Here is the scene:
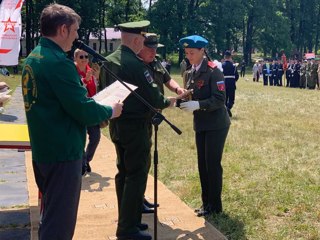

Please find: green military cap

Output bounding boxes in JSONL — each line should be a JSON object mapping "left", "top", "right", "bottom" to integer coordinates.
{"left": 114, "top": 20, "right": 150, "bottom": 35}
{"left": 144, "top": 33, "right": 164, "bottom": 49}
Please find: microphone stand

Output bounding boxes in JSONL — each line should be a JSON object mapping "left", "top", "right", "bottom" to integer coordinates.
{"left": 74, "top": 41, "right": 182, "bottom": 240}
{"left": 151, "top": 112, "right": 164, "bottom": 240}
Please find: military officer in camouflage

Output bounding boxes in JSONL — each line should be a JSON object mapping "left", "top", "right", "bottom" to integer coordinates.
{"left": 309, "top": 59, "right": 318, "bottom": 89}
{"left": 137, "top": 33, "right": 187, "bottom": 213}
{"left": 104, "top": 21, "right": 175, "bottom": 240}
{"left": 138, "top": 33, "right": 186, "bottom": 96}
{"left": 179, "top": 35, "right": 230, "bottom": 216}
{"left": 21, "top": 4, "right": 123, "bottom": 240}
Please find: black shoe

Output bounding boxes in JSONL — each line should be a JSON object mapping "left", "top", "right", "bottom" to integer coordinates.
{"left": 137, "top": 223, "right": 148, "bottom": 231}
{"left": 196, "top": 209, "right": 213, "bottom": 217}
{"left": 142, "top": 204, "right": 154, "bottom": 214}
{"left": 117, "top": 231, "right": 152, "bottom": 240}
{"left": 81, "top": 165, "right": 87, "bottom": 176}
{"left": 144, "top": 198, "right": 159, "bottom": 208}
{"left": 227, "top": 108, "right": 232, "bottom": 117}
{"left": 194, "top": 205, "right": 204, "bottom": 213}
{"left": 86, "top": 162, "right": 91, "bottom": 173}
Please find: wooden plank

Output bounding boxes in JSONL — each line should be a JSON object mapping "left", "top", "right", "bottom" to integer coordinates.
{"left": 0, "top": 124, "right": 30, "bottom": 149}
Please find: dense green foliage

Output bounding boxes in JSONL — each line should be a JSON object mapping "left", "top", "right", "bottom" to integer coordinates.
{"left": 23, "top": 0, "right": 320, "bottom": 62}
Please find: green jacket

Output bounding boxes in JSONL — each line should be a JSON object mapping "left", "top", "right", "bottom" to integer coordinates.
{"left": 184, "top": 58, "right": 231, "bottom": 131}
{"left": 22, "top": 37, "right": 112, "bottom": 163}
{"left": 105, "top": 45, "right": 170, "bottom": 121}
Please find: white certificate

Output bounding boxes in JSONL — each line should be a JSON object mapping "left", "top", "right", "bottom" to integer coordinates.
{"left": 93, "top": 81, "right": 137, "bottom": 106}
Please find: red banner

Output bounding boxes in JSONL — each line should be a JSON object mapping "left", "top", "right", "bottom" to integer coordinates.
{"left": 0, "top": 0, "right": 25, "bottom": 65}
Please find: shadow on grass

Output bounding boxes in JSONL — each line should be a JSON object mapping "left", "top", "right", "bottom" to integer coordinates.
{"left": 81, "top": 172, "right": 111, "bottom": 192}
{"left": 206, "top": 212, "right": 246, "bottom": 240}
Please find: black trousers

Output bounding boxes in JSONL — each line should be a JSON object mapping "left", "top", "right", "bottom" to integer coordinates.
{"left": 263, "top": 75, "right": 268, "bottom": 85}
{"left": 84, "top": 125, "right": 101, "bottom": 163}
{"left": 240, "top": 68, "right": 245, "bottom": 77}
{"left": 33, "top": 159, "right": 82, "bottom": 240}
{"left": 195, "top": 127, "right": 229, "bottom": 213}
{"left": 225, "top": 87, "right": 235, "bottom": 110}
{"left": 269, "top": 76, "right": 274, "bottom": 86}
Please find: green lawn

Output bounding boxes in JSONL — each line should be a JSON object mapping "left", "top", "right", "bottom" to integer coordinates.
{"left": 151, "top": 69, "right": 320, "bottom": 240}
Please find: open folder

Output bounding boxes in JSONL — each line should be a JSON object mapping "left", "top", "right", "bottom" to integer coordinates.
{"left": 93, "top": 81, "right": 137, "bottom": 105}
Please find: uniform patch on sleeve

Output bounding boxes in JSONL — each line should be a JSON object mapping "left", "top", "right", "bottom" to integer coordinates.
{"left": 216, "top": 81, "right": 225, "bottom": 91}
{"left": 144, "top": 70, "right": 154, "bottom": 84}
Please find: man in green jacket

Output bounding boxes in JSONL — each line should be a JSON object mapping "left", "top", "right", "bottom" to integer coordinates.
{"left": 21, "top": 4, "right": 122, "bottom": 240}
{"left": 104, "top": 21, "right": 175, "bottom": 240}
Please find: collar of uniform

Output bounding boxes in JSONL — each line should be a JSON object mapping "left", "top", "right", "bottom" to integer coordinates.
{"left": 119, "top": 44, "right": 143, "bottom": 62}
{"left": 196, "top": 58, "right": 209, "bottom": 73}
{"left": 39, "top": 37, "right": 66, "bottom": 55}
{"left": 192, "top": 58, "right": 204, "bottom": 72}
{"left": 149, "top": 58, "right": 163, "bottom": 72}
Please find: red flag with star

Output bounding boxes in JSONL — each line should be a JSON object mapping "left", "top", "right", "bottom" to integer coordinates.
{"left": 0, "top": 0, "right": 25, "bottom": 65}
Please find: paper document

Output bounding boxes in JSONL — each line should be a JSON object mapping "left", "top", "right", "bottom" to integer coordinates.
{"left": 93, "top": 81, "right": 137, "bottom": 106}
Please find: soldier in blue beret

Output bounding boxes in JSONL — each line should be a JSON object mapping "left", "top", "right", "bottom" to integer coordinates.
{"left": 179, "top": 35, "right": 230, "bottom": 216}
{"left": 103, "top": 22, "right": 176, "bottom": 240}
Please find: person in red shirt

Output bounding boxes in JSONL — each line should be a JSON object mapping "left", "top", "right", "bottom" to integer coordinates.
{"left": 74, "top": 49, "right": 101, "bottom": 175}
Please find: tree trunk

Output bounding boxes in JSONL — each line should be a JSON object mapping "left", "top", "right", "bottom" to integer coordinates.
{"left": 177, "top": 0, "right": 184, "bottom": 63}
{"left": 25, "top": 0, "right": 32, "bottom": 55}
{"left": 149, "top": 0, "right": 152, "bottom": 14}
{"left": 98, "top": 0, "right": 103, "bottom": 54}
{"left": 125, "top": 0, "right": 130, "bottom": 21}
{"left": 242, "top": 18, "right": 245, "bottom": 59}
{"left": 298, "top": 1, "right": 305, "bottom": 55}
{"left": 244, "top": 11, "right": 254, "bottom": 64}
{"left": 315, "top": 4, "right": 320, "bottom": 53}
{"left": 102, "top": 1, "right": 107, "bottom": 54}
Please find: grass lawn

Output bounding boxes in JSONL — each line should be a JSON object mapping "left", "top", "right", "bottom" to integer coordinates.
{"left": 7, "top": 68, "right": 319, "bottom": 239}
{"left": 149, "top": 69, "right": 320, "bottom": 239}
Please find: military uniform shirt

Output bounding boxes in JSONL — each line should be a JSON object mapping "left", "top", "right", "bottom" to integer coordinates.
{"left": 105, "top": 45, "right": 170, "bottom": 120}
{"left": 184, "top": 58, "right": 231, "bottom": 132}
{"left": 146, "top": 57, "right": 170, "bottom": 94}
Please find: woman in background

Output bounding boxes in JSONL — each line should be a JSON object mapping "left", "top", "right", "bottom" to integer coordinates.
{"left": 178, "top": 35, "right": 230, "bottom": 216}
{"left": 74, "top": 49, "right": 101, "bottom": 175}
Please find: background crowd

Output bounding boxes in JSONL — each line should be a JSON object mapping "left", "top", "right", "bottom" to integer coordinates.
{"left": 250, "top": 57, "right": 320, "bottom": 90}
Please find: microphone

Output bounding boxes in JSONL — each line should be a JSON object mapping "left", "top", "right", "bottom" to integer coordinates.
{"left": 73, "top": 40, "right": 106, "bottom": 62}
{"left": 74, "top": 41, "right": 183, "bottom": 135}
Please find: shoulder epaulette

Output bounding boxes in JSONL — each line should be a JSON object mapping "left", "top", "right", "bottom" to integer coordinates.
{"left": 208, "top": 61, "right": 217, "bottom": 69}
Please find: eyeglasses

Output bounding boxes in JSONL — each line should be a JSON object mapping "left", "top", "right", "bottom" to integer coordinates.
{"left": 79, "top": 55, "right": 89, "bottom": 59}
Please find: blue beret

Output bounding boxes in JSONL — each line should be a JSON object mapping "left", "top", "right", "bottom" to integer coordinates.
{"left": 179, "top": 35, "right": 208, "bottom": 48}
